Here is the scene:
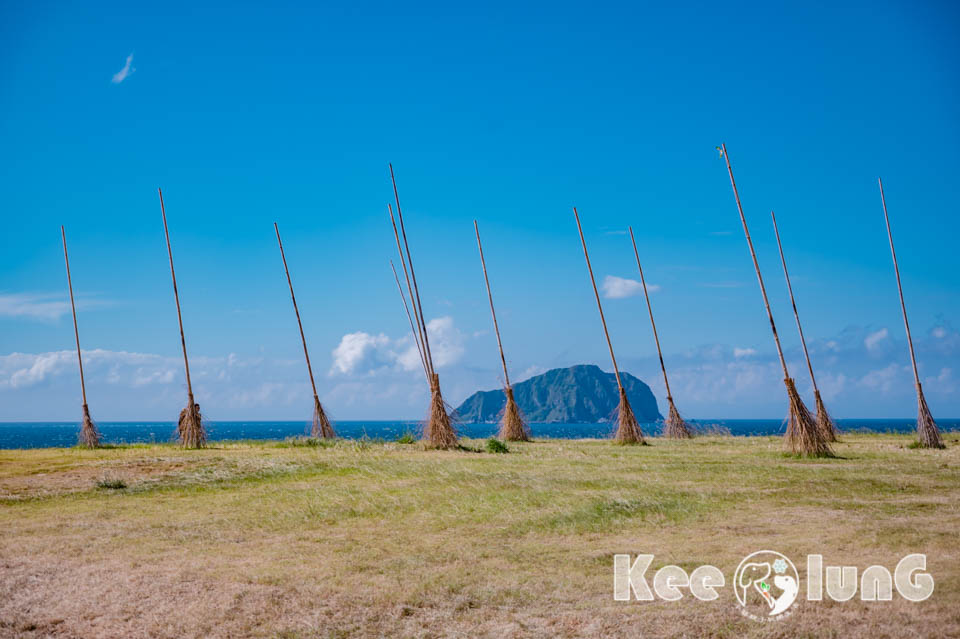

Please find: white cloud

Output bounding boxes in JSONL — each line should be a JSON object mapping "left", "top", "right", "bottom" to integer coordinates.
{"left": 932, "top": 326, "right": 947, "bottom": 339}
{"left": 864, "top": 328, "right": 889, "bottom": 351}
{"left": 329, "top": 332, "right": 393, "bottom": 376}
{"left": 424, "top": 316, "right": 464, "bottom": 367}
{"left": 112, "top": 53, "right": 135, "bottom": 84}
{"left": 0, "top": 293, "right": 71, "bottom": 321}
{"left": 601, "top": 275, "right": 658, "bottom": 299}
{"left": 858, "top": 363, "right": 901, "bottom": 392}
{"left": 329, "top": 316, "right": 465, "bottom": 377}
{"left": 733, "top": 347, "right": 757, "bottom": 358}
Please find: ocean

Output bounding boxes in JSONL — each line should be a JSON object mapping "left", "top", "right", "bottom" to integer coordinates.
{"left": 0, "top": 418, "right": 957, "bottom": 449}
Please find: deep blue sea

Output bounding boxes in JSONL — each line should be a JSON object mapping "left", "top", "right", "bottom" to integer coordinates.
{"left": 0, "top": 419, "right": 957, "bottom": 449}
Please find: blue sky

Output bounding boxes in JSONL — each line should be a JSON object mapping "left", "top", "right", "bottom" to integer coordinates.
{"left": 2, "top": 0, "right": 958, "bottom": 420}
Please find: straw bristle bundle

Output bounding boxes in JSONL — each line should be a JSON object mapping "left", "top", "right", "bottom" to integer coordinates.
{"left": 663, "top": 397, "right": 693, "bottom": 439}
{"left": 813, "top": 390, "right": 838, "bottom": 443}
{"left": 498, "top": 387, "right": 530, "bottom": 442}
{"left": 313, "top": 395, "right": 335, "bottom": 439}
{"left": 916, "top": 383, "right": 944, "bottom": 449}
{"left": 614, "top": 388, "right": 645, "bottom": 444}
{"left": 78, "top": 404, "right": 101, "bottom": 448}
{"left": 178, "top": 399, "right": 206, "bottom": 449}
{"left": 424, "top": 374, "right": 458, "bottom": 449}
{"left": 783, "top": 378, "right": 831, "bottom": 457}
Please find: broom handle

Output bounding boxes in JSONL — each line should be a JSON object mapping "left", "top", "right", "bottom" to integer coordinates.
{"left": 770, "top": 211, "right": 819, "bottom": 393}
{"left": 879, "top": 178, "right": 922, "bottom": 387}
{"left": 61, "top": 226, "right": 87, "bottom": 407}
{"left": 720, "top": 144, "right": 791, "bottom": 380}
{"left": 628, "top": 226, "right": 672, "bottom": 400}
{"left": 159, "top": 188, "right": 195, "bottom": 398}
{"left": 389, "top": 204, "right": 431, "bottom": 377}
{"left": 389, "top": 164, "right": 436, "bottom": 374}
{"left": 574, "top": 208, "right": 624, "bottom": 391}
{"left": 474, "top": 220, "right": 511, "bottom": 389}
{"left": 274, "top": 223, "right": 320, "bottom": 400}
{"left": 391, "top": 260, "right": 429, "bottom": 381}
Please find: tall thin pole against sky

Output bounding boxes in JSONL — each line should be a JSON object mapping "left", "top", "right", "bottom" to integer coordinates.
{"left": 878, "top": 178, "right": 943, "bottom": 449}
{"left": 770, "top": 211, "right": 837, "bottom": 441}
{"left": 720, "top": 144, "right": 830, "bottom": 456}
{"left": 474, "top": 220, "right": 529, "bottom": 441}
{"left": 61, "top": 226, "right": 99, "bottom": 448}
{"left": 159, "top": 188, "right": 205, "bottom": 448}
{"left": 574, "top": 207, "right": 644, "bottom": 444}
{"left": 274, "top": 222, "right": 334, "bottom": 438}
{"left": 628, "top": 226, "right": 691, "bottom": 438}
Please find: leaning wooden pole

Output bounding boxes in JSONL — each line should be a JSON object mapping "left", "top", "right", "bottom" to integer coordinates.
{"left": 628, "top": 226, "right": 691, "bottom": 439}
{"left": 391, "top": 260, "right": 429, "bottom": 382}
{"left": 388, "top": 166, "right": 457, "bottom": 449}
{"left": 62, "top": 226, "right": 100, "bottom": 448}
{"left": 274, "top": 223, "right": 334, "bottom": 438}
{"left": 878, "top": 178, "right": 943, "bottom": 449}
{"left": 719, "top": 145, "right": 830, "bottom": 456}
{"left": 574, "top": 208, "right": 644, "bottom": 444}
{"left": 474, "top": 220, "right": 529, "bottom": 441}
{"left": 770, "top": 211, "right": 838, "bottom": 442}
{"left": 159, "top": 188, "right": 205, "bottom": 448}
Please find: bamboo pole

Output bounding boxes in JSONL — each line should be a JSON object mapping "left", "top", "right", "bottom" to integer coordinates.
{"left": 628, "top": 226, "right": 670, "bottom": 399}
{"left": 389, "top": 165, "right": 435, "bottom": 373}
{"left": 391, "top": 260, "right": 429, "bottom": 381}
{"left": 62, "top": 226, "right": 88, "bottom": 408}
{"left": 474, "top": 221, "right": 511, "bottom": 389}
{"left": 719, "top": 146, "right": 790, "bottom": 379}
{"left": 771, "top": 211, "right": 838, "bottom": 441}
{"left": 159, "top": 188, "right": 205, "bottom": 448}
{"left": 159, "top": 189, "right": 195, "bottom": 401}
{"left": 574, "top": 208, "right": 623, "bottom": 391}
{"left": 878, "top": 178, "right": 943, "bottom": 448}
{"left": 389, "top": 204, "right": 430, "bottom": 376}
{"left": 719, "top": 145, "right": 830, "bottom": 456}
{"left": 274, "top": 222, "right": 334, "bottom": 438}
{"left": 62, "top": 226, "right": 100, "bottom": 447}
{"left": 629, "top": 227, "right": 691, "bottom": 438}
{"left": 574, "top": 208, "right": 644, "bottom": 444}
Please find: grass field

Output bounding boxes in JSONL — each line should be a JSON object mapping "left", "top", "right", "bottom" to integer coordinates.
{"left": 1, "top": 433, "right": 959, "bottom": 638}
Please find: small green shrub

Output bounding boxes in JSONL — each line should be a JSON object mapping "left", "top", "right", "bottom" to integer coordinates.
{"left": 397, "top": 432, "right": 417, "bottom": 444}
{"left": 96, "top": 477, "right": 127, "bottom": 490}
{"left": 486, "top": 438, "right": 509, "bottom": 454}
{"left": 907, "top": 440, "right": 923, "bottom": 449}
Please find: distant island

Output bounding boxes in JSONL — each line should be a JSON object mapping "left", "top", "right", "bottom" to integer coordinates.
{"left": 453, "top": 364, "right": 661, "bottom": 423}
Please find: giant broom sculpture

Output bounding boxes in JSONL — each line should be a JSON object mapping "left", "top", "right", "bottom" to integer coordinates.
{"left": 878, "top": 178, "right": 944, "bottom": 449}
{"left": 61, "top": 226, "right": 101, "bottom": 448}
{"left": 388, "top": 165, "right": 458, "bottom": 449}
{"left": 574, "top": 208, "right": 645, "bottom": 444}
{"left": 274, "top": 223, "right": 335, "bottom": 439}
{"left": 628, "top": 227, "right": 692, "bottom": 439}
{"left": 159, "top": 188, "right": 206, "bottom": 448}
{"left": 474, "top": 220, "right": 530, "bottom": 441}
{"left": 770, "top": 211, "right": 838, "bottom": 442}
{"left": 719, "top": 145, "right": 831, "bottom": 457}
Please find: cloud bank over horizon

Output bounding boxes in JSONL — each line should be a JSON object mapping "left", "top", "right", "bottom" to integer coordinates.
{"left": 2, "top": 319, "right": 956, "bottom": 421}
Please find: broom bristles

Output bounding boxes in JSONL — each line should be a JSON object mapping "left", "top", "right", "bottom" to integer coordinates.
{"left": 313, "top": 395, "right": 335, "bottom": 439}
{"left": 814, "top": 390, "right": 838, "bottom": 443}
{"left": 663, "top": 397, "right": 693, "bottom": 439}
{"left": 78, "top": 403, "right": 101, "bottom": 448}
{"left": 916, "top": 383, "right": 944, "bottom": 449}
{"left": 424, "top": 374, "right": 458, "bottom": 449}
{"left": 498, "top": 387, "right": 530, "bottom": 441}
{"left": 614, "top": 388, "right": 645, "bottom": 444}
{"left": 177, "top": 398, "right": 206, "bottom": 449}
{"left": 783, "top": 378, "right": 831, "bottom": 457}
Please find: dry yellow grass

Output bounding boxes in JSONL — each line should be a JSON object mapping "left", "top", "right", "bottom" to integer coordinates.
{"left": 1, "top": 433, "right": 958, "bottom": 638}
